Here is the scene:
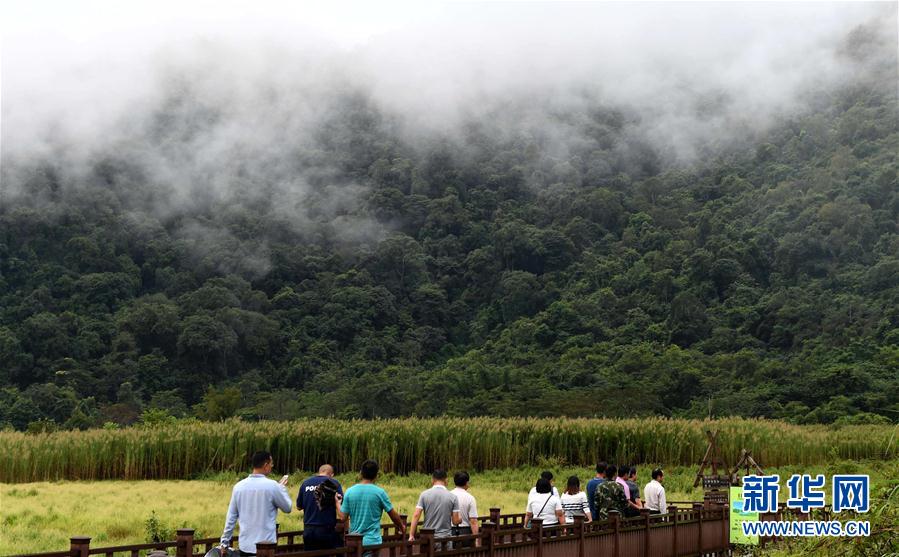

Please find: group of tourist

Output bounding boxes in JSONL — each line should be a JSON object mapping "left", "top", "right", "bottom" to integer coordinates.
{"left": 218, "top": 452, "right": 667, "bottom": 557}
{"left": 526, "top": 463, "right": 668, "bottom": 528}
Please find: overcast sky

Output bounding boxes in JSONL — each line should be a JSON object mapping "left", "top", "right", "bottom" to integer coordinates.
{"left": 2, "top": 1, "right": 894, "bottom": 169}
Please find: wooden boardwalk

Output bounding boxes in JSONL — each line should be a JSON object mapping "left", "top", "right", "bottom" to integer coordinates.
{"left": 19, "top": 505, "right": 732, "bottom": 557}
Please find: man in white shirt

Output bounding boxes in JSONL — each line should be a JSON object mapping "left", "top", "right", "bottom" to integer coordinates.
{"left": 221, "top": 451, "right": 293, "bottom": 555}
{"left": 643, "top": 468, "right": 667, "bottom": 514}
{"left": 451, "top": 471, "right": 479, "bottom": 548}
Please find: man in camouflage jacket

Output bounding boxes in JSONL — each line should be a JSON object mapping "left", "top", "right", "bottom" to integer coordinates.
{"left": 594, "top": 465, "right": 628, "bottom": 520}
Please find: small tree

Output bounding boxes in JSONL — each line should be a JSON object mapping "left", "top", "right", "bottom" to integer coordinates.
{"left": 193, "top": 386, "right": 242, "bottom": 421}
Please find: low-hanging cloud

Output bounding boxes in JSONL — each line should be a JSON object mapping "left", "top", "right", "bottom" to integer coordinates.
{"left": 1, "top": 1, "right": 895, "bottom": 278}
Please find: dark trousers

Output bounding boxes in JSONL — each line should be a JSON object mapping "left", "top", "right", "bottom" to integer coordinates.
{"left": 239, "top": 552, "right": 255, "bottom": 557}
{"left": 303, "top": 526, "right": 342, "bottom": 550}
{"left": 453, "top": 527, "right": 473, "bottom": 548}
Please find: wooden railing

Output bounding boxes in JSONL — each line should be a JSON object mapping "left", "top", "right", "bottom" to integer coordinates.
{"left": 268, "top": 505, "right": 732, "bottom": 557}
{"left": 13, "top": 504, "right": 733, "bottom": 557}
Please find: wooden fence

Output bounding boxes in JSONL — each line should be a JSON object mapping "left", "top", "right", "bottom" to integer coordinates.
{"left": 15, "top": 505, "right": 733, "bottom": 557}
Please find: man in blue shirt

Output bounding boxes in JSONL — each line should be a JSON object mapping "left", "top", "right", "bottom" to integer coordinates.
{"left": 339, "top": 460, "right": 405, "bottom": 555}
{"left": 221, "top": 451, "right": 293, "bottom": 555}
{"left": 298, "top": 464, "right": 344, "bottom": 551}
{"left": 585, "top": 461, "right": 607, "bottom": 520}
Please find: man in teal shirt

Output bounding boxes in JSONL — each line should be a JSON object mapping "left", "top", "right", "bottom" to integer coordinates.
{"left": 339, "top": 459, "right": 406, "bottom": 553}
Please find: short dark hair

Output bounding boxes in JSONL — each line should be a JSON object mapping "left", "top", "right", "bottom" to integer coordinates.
{"left": 618, "top": 465, "right": 629, "bottom": 478}
{"left": 251, "top": 451, "right": 272, "bottom": 469}
{"left": 361, "top": 459, "right": 379, "bottom": 480}
{"left": 540, "top": 470, "right": 554, "bottom": 481}
{"left": 432, "top": 469, "right": 448, "bottom": 480}
{"left": 628, "top": 466, "right": 637, "bottom": 477}
{"left": 652, "top": 468, "right": 664, "bottom": 480}
{"left": 454, "top": 471, "right": 470, "bottom": 487}
{"left": 535, "top": 478, "right": 552, "bottom": 494}
{"left": 596, "top": 461, "right": 608, "bottom": 474}
{"left": 605, "top": 465, "right": 617, "bottom": 479}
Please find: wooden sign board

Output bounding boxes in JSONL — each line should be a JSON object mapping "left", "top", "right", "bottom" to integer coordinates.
{"left": 704, "top": 490, "right": 729, "bottom": 506}
{"left": 702, "top": 475, "right": 732, "bottom": 490}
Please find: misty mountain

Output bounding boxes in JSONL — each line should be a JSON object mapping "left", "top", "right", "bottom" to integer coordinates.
{"left": 0, "top": 8, "right": 896, "bottom": 429}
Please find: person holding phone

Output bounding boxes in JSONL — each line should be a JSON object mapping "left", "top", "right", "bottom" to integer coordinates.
{"left": 221, "top": 451, "right": 293, "bottom": 556}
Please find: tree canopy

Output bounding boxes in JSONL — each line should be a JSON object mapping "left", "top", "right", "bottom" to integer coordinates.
{"left": 0, "top": 23, "right": 896, "bottom": 430}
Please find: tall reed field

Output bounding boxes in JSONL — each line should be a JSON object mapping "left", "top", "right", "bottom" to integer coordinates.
{"left": 1, "top": 417, "right": 896, "bottom": 482}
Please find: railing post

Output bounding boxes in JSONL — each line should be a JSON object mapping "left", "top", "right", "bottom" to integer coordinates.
{"left": 609, "top": 511, "right": 620, "bottom": 557}
{"left": 346, "top": 533, "right": 364, "bottom": 557}
{"left": 721, "top": 503, "right": 728, "bottom": 551}
{"left": 531, "top": 518, "right": 544, "bottom": 557}
{"left": 398, "top": 514, "right": 409, "bottom": 557}
{"left": 668, "top": 505, "right": 678, "bottom": 557}
{"left": 574, "top": 515, "right": 585, "bottom": 557}
{"left": 255, "top": 541, "right": 277, "bottom": 557}
{"left": 482, "top": 520, "right": 496, "bottom": 557}
{"left": 490, "top": 507, "right": 501, "bottom": 526}
{"left": 641, "top": 509, "right": 651, "bottom": 557}
{"left": 421, "top": 528, "right": 436, "bottom": 557}
{"left": 693, "top": 503, "right": 704, "bottom": 556}
{"left": 176, "top": 529, "right": 194, "bottom": 557}
{"left": 70, "top": 537, "right": 90, "bottom": 557}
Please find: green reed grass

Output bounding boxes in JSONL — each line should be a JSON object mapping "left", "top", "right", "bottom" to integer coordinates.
{"left": 1, "top": 417, "right": 895, "bottom": 482}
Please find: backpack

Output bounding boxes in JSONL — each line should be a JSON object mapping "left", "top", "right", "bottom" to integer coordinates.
{"left": 314, "top": 478, "right": 340, "bottom": 510}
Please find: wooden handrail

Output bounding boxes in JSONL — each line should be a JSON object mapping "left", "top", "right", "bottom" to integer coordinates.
{"left": 13, "top": 505, "right": 734, "bottom": 557}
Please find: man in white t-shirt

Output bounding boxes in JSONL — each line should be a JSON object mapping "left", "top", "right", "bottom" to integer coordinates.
{"left": 643, "top": 468, "right": 667, "bottom": 514}
{"left": 451, "top": 471, "right": 479, "bottom": 548}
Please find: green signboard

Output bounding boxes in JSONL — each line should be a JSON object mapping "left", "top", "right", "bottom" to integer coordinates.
{"left": 730, "top": 486, "right": 759, "bottom": 545}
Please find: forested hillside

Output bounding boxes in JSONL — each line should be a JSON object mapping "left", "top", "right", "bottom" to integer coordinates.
{"left": 1, "top": 21, "right": 896, "bottom": 430}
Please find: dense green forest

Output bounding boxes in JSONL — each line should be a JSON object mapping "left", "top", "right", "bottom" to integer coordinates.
{"left": 1, "top": 22, "right": 896, "bottom": 430}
